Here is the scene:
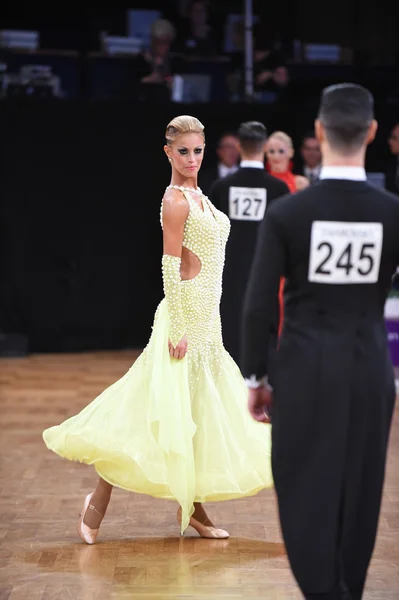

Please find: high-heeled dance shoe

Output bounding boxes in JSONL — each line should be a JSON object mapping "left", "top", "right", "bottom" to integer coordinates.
{"left": 77, "top": 492, "right": 104, "bottom": 545}
{"left": 177, "top": 507, "right": 229, "bottom": 539}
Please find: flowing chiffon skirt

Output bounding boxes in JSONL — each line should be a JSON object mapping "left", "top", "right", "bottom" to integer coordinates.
{"left": 43, "top": 300, "right": 273, "bottom": 532}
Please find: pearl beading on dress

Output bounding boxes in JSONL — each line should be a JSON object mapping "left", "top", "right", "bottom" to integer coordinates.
{"left": 161, "top": 186, "right": 209, "bottom": 227}
{"left": 155, "top": 187, "right": 231, "bottom": 384}
{"left": 166, "top": 185, "right": 206, "bottom": 198}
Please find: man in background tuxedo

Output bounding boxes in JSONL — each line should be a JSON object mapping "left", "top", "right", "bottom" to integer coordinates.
{"left": 385, "top": 122, "right": 399, "bottom": 195}
{"left": 199, "top": 132, "right": 240, "bottom": 196}
{"left": 242, "top": 84, "right": 399, "bottom": 599}
{"left": 209, "top": 121, "right": 289, "bottom": 365}
{"left": 296, "top": 130, "right": 322, "bottom": 183}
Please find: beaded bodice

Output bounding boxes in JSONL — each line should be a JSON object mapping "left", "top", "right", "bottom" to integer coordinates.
{"left": 182, "top": 191, "right": 230, "bottom": 285}
{"left": 160, "top": 188, "right": 230, "bottom": 353}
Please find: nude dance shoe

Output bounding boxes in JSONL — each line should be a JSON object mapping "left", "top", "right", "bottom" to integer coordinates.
{"left": 77, "top": 492, "right": 104, "bottom": 545}
{"left": 177, "top": 507, "right": 229, "bottom": 539}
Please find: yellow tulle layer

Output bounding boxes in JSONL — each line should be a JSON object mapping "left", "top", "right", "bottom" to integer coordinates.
{"left": 43, "top": 300, "right": 273, "bottom": 533}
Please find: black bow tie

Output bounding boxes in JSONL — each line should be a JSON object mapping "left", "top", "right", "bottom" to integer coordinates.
{"left": 308, "top": 171, "right": 317, "bottom": 183}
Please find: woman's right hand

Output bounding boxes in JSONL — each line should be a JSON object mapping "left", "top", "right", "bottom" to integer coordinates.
{"left": 168, "top": 335, "right": 188, "bottom": 360}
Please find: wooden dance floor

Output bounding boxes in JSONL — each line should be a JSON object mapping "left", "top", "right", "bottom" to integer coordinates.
{"left": 0, "top": 352, "right": 398, "bottom": 600}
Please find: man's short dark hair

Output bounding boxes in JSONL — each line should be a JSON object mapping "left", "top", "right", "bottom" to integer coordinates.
{"left": 238, "top": 121, "right": 268, "bottom": 153}
{"left": 301, "top": 130, "right": 317, "bottom": 145}
{"left": 217, "top": 131, "right": 238, "bottom": 146}
{"left": 318, "top": 83, "right": 374, "bottom": 154}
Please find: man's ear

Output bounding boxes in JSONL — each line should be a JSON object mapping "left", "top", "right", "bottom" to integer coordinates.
{"left": 314, "top": 119, "right": 324, "bottom": 144}
{"left": 366, "top": 119, "right": 378, "bottom": 146}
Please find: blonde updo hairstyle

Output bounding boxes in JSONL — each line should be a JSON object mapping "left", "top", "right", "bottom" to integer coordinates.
{"left": 267, "top": 130, "right": 294, "bottom": 158}
{"left": 165, "top": 115, "right": 205, "bottom": 146}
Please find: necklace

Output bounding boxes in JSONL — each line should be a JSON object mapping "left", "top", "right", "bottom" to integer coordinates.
{"left": 166, "top": 184, "right": 204, "bottom": 197}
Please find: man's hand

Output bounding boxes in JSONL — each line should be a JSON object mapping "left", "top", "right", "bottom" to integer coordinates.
{"left": 255, "top": 70, "right": 273, "bottom": 85}
{"left": 141, "top": 71, "right": 163, "bottom": 84}
{"left": 248, "top": 385, "right": 273, "bottom": 423}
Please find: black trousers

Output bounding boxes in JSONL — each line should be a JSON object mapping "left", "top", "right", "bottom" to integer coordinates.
{"left": 221, "top": 290, "right": 279, "bottom": 379}
{"left": 271, "top": 314, "right": 396, "bottom": 599}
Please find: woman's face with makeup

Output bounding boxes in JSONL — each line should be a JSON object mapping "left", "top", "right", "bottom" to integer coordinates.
{"left": 165, "top": 133, "right": 205, "bottom": 177}
{"left": 266, "top": 137, "right": 292, "bottom": 172}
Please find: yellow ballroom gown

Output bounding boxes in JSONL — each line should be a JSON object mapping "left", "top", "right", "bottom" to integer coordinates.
{"left": 43, "top": 187, "right": 273, "bottom": 533}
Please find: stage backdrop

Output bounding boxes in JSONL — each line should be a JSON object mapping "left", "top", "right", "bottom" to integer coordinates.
{"left": 0, "top": 98, "right": 395, "bottom": 352}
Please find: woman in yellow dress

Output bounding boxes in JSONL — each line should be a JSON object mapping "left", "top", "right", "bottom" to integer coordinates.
{"left": 43, "top": 115, "right": 273, "bottom": 544}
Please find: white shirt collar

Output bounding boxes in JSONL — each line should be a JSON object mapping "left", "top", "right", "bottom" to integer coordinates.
{"left": 218, "top": 163, "right": 239, "bottom": 178}
{"left": 240, "top": 160, "right": 264, "bottom": 169}
{"left": 320, "top": 166, "right": 366, "bottom": 181}
{"left": 304, "top": 164, "right": 321, "bottom": 175}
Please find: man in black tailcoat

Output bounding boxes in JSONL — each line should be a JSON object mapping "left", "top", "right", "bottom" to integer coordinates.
{"left": 242, "top": 84, "right": 399, "bottom": 599}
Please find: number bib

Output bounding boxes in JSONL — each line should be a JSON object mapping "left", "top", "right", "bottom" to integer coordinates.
{"left": 228, "top": 187, "right": 267, "bottom": 221}
{"left": 308, "top": 221, "right": 383, "bottom": 284}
